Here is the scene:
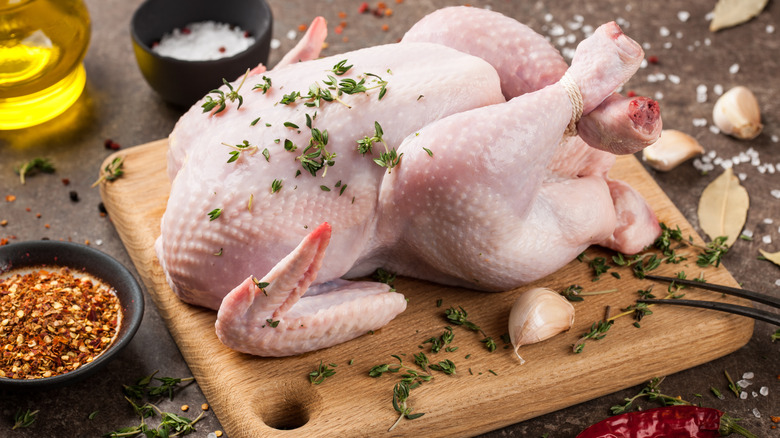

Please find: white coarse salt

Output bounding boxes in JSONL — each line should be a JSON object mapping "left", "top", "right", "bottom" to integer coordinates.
{"left": 771, "top": 189, "right": 780, "bottom": 199}
{"left": 709, "top": 125, "right": 720, "bottom": 134}
{"left": 286, "top": 29, "right": 297, "bottom": 40}
{"left": 654, "top": 91, "right": 664, "bottom": 100}
{"left": 729, "top": 63, "right": 740, "bottom": 74}
{"left": 768, "top": 24, "right": 776, "bottom": 33}
{"left": 776, "top": 279, "right": 780, "bottom": 287}
{"left": 152, "top": 21, "right": 256, "bottom": 61}
{"left": 742, "top": 229, "right": 753, "bottom": 238}
{"left": 764, "top": 218, "right": 774, "bottom": 224}
{"left": 772, "top": 135, "right": 779, "bottom": 143}
{"left": 668, "top": 74, "right": 681, "bottom": 84}
{"left": 752, "top": 391, "right": 759, "bottom": 397}
{"left": 738, "top": 172, "right": 747, "bottom": 181}
{"left": 740, "top": 391, "right": 748, "bottom": 399}
{"left": 549, "top": 24, "right": 565, "bottom": 36}
{"left": 743, "top": 372, "right": 755, "bottom": 379}
{"left": 270, "top": 38, "right": 281, "bottom": 50}
{"left": 705, "top": 11, "right": 715, "bottom": 21}
{"left": 678, "top": 11, "right": 691, "bottom": 22}
{"left": 693, "top": 118, "right": 708, "bottom": 127}
{"left": 713, "top": 84, "right": 724, "bottom": 95}
{"left": 544, "top": 13, "right": 554, "bottom": 23}
{"left": 663, "top": 41, "right": 673, "bottom": 49}
{"left": 752, "top": 408, "right": 761, "bottom": 418}
{"left": 760, "top": 386, "right": 769, "bottom": 396}
{"left": 763, "top": 235, "right": 772, "bottom": 244}
{"left": 659, "top": 26, "right": 670, "bottom": 37}
{"left": 675, "top": 31, "right": 683, "bottom": 39}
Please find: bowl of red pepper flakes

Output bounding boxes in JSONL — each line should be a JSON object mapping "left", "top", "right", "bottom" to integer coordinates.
{"left": 0, "top": 241, "right": 144, "bottom": 390}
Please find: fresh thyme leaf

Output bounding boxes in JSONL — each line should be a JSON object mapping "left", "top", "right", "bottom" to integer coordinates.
{"left": 250, "top": 116, "right": 261, "bottom": 126}
{"left": 373, "top": 268, "right": 397, "bottom": 287}
{"left": 330, "top": 59, "right": 353, "bottom": 76}
{"left": 573, "top": 320, "right": 613, "bottom": 354}
{"left": 202, "top": 70, "right": 249, "bottom": 114}
{"left": 280, "top": 91, "right": 301, "bottom": 105}
{"left": 122, "top": 371, "right": 195, "bottom": 401}
{"left": 271, "top": 179, "right": 283, "bottom": 193}
{"left": 214, "top": 248, "right": 223, "bottom": 256}
{"left": 444, "top": 306, "right": 481, "bottom": 332}
{"left": 320, "top": 185, "right": 330, "bottom": 192}
{"left": 309, "top": 360, "right": 336, "bottom": 385}
{"left": 609, "top": 377, "right": 690, "bottom": 415}
{"left": 252, "top": 277, "right": 269, "bottom": 296}
{"left": 284, "top": 121, "right": 299, "bottom": 129}
{"left": 632, "top": 254, "right": 660, "bottom": 279}
{"left": 12, "top": 408, "right": 38, "bottom": 430}
{"left": 227, "top": 151, "right": 240, "bottom": 163}
{"left": 284, "top": 139, "right": 298, "bottom": 152}
{"left": 697, "top": 236, "right": 728, "bottom": 267}
{"left": 207, "top": 208, "right": 223, "bottom": 221}
{"left": 262, "top": 148, "right": 270, "bottom": 162}
{"left": 422, "top": 147, "right": 433, "bottom": 157}
{"left": 589, "top": 257, "right": 610, "bottom": 280}
{"left": 16, "top": 157, "right": 55, "bottom": 184}
{"left": 265, "top": 318, "right": 280, "bottom": 328}
{"left": 413, "top": 352, "right": 429, "bottom": 373}
{"left": 428, "top": 359, "right": 456, "bottom": 375}
{"left": 623, "top": 301, "right": 653, "bottom": 322}
{"left": 561, "top": 284, "right": 584, "bottom": 302}
{"left": 481, "top": 337, "right": 497, "bottom": 353}
{"left": 252, "top": 75, "right": 272, "bottom": 94}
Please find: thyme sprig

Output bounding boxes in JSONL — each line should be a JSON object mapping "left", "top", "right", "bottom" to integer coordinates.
{"left": 106, "top": 398, "right": 204, "bottom": 437}
{"left": 389, "top": 381, "right": 425, "bottom": 432}
{"left": 122, "top": 370, "right": 195, "bottom": 401}
{"left": 697, "top": 236, "right": 729, "bottom": 267}
{"left": 92, "top": 156, "right": 125, "bottom": 187}
{"left": 12, "top": 408, "right": 38, "bottom": 430}
{"left": 309, "top": 360, "right": 337, "bottom": 385}
{"left": 573, "top": 320, "right": 613, "bottom": 353}
{"left": 202, "top": 69, "right": 249, "bottom": 114}
{"left": 610, "top": 377, "right": 690, "bottom": 414}
{"left": 16, "top": 157, "right": 55, "bottom": 184}
{"left": 356, "top": 121, "right": 402, "bottom": 172}
{"left": 252, "top": 75, "right": 272, "bottom": 94}
{"left": 223, "top": 140, "right": 258, "bottom": 163}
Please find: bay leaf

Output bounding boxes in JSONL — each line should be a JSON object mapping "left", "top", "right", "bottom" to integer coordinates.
{"left": 697, "top": 167, "right": 749, "bottom": 247}
{"left": 759, "top": 249, "right": 780, "bottom": 267}
{"left": 710, "top": 0, "right": 768, "bottom": 32}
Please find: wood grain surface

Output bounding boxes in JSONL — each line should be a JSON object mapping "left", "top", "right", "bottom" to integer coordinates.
{"left": 100, "top": 139, "right": 753, "bottom": 438}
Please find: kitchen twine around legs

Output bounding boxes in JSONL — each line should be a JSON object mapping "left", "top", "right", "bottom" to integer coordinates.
{"left": 560, "top": 71, "right": 583, "bottom": 137}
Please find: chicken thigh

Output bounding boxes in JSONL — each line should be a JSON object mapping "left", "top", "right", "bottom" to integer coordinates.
{"left": 156, "top": 7, "right": 662, "bottom": 356}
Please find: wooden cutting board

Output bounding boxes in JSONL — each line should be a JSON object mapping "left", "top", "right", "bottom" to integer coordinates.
{"left": 99, "top": 139, "right": 753, "bottom": 438}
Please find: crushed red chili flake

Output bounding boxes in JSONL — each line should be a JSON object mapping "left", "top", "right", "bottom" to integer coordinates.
{"left": 358, "top": 2, "right": 369, "bottom": 13}
{"left": 5, "top": 195, "right": 15, "bottom": 202}
{"left": 61, "top": 178, "right": 70, "bottom": 186}
{"left": 648, "top": 55, "right": 659, "bottom": 64}
{"left": 0, "top": 267, "right": 121, "bottom": 380}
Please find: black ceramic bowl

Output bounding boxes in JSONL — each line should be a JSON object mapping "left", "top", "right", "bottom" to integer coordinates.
{"left": 131, "top": 0, "right": 273, "bottom": 107}
{"left": 0, "top": 241, "right": 144, "bottom": 390}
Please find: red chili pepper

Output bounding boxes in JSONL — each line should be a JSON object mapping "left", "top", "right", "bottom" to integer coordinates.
{"left": 577, "top": 406, "right": 757, "bottom": 438}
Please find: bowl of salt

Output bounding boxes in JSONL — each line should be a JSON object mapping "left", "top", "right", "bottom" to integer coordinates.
{"left": 131, "top": 0, "right": 273, "bottom": 107}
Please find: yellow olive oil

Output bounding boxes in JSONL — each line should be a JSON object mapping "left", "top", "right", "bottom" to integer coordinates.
{"left": 0, "top": 0, "right": 90, "bottom": 129}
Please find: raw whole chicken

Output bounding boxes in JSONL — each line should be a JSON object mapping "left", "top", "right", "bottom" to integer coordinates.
{"left": 155, "top": 7, "right": 662, "bottom": 357}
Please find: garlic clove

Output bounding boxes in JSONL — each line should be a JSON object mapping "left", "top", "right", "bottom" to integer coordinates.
{"left": 642, "top": 129, "right": 705, "bottom": 172}
{"left": 712, "top": 86, "right": 763, "bottom": 140}
{"left": 508, "top": 287, "right": 575, "bottom": 364}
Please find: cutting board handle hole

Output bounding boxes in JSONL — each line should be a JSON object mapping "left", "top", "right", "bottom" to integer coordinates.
{"left": 256, "top": 381, "right": 321, "bottom": 430}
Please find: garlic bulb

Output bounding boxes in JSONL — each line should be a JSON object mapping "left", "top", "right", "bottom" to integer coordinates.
{"left": 642, "top": 129, "right": 705, "bottom": 171}
{"left": 712, "top": 86, "right": 763, "bottom": 140}
{"left": 508, "top": 287, "right": 575, "bottom": 364}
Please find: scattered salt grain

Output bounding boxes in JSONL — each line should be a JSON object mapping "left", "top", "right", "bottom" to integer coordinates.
{"left": 549, "top": 24, "right": 565, "bottom": 37}
{"left": 709, "top": 125, "right": 720, "bottom": 134}
{"left": 95, "top": 239, "right": 103, "bottom": 246}
{"left": 668, "top": 74, "right": 681, "bottom": 84}
{"left": 742, "top": 372, "right": 754, "bottom": 379}
{"left": 675, "top": 31, "right": 683, "bottom": 39}
{"left": 729, "top": 63, "right": 740, "bottom": 74}
{"left": 705, "top": 12, "right": 715, "bottom": 21}
{"left": 742, "top": 229, "right": 753, "bottom": 238}
{"left": 693, "top": 118, "right": 708, "bottom": 127}
{"left": 659, "top": 26, "right": 670, "bottom": 37}
{"left": 738, "top": 172, "right": 747, "bottom": 181}
{"left": 713, "top": 84, "right": 724, "bottom": 95}
{"left": 544, "top": 13, "right": 554, "bottom": 23}
{"left": 740, "top": 391, "right": 748, "bottom": 399}
{"left": 663, "top": 42, "right": 673, "bottom": 49}
{"left": 677, "top": 11, "right": 691, "bottom": 22}
{"left": 762, "top": 235, "right": 772, "bottom": 244}
{"left": 654, "top": 91, "right": 664, "bottom": 100}
{"left": 772, "top": 135, "right": 779, "bottom": 143}
{"left": 771, "top": 189, "right": 780, "bottom": 199}
{"left": 696, "top": 84, "right": 707, "bottom": 103}
{"left": 763, "top": 218, "right": 774, "bottom": 224}
{"left": 752, "top": 391, "right": 759, "bottom": 397}
{"left": 286, "top": 30, "right": 297, "bottom": 40}
{"left": 152, "top": 21, "right": 256, "bottom": 61}
{"left": 737, "top": 379, "right": 752, "bottom": 388}
{"left": 642, "top": 42, "right": 651, "bottom": 50}
{"left": 760, "top": 386, "right": 769, "bottom": 396}
{"left": 776, "top": 279, "right": 780, "bottom": 287}
{"left": 704, "top": 38, "right": 712, "bottom": 46}
{"left": 270, "top": 38, "right": 281, "bottom": 50}
{"left": 752, "top": 408, "right": 761, "bottom": 418}
{"left": 767, "top": 24, "right": 776, "bottom": 33}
